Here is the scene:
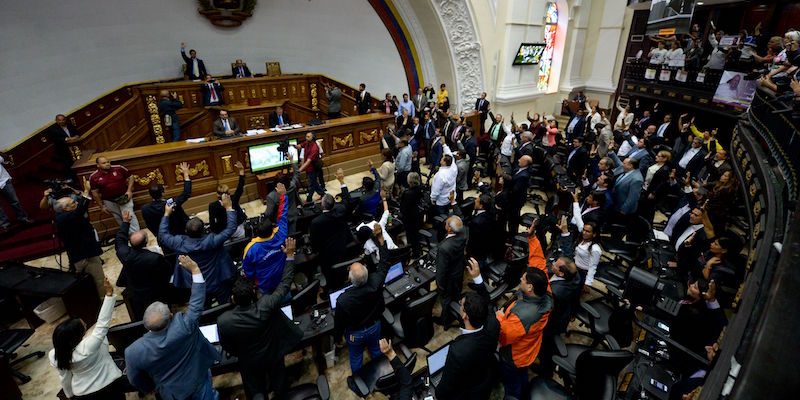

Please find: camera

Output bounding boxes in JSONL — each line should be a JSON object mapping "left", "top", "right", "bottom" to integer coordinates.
{"left": 276, "top": 138, "right": 290, "bottom": 154}
{"left": 44, "top": 178, "right": 75, "bottom": 199}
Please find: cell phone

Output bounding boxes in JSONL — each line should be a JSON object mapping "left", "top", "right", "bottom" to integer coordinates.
{"left": 166, "top": 198, "right": 175, "bottom": 207}
{"left": 650, "top": 378, "right": 668, "bottom": 392}
{"left": 657, "top": 321, "right": 670, "bottom": 333}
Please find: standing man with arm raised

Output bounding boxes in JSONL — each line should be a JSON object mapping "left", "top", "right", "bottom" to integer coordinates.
{"left": 158, "top": 90, "right": 183, "bottom": 142}
{"left": 180, "top": 42, "right": 207, "bottom": 81}
{"left": 325, "top": 82, "right": 343, "bottom": 119}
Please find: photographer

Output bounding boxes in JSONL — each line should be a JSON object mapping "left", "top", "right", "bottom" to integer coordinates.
{"left": 158, "top": 90, "right": 183, "bottom": 142}
{"left": 200, "top": 74, "right": 224, "bottom": 107}
{"left": 0, "top": 152, "right": 32, "bottom": 233}
{"left": 40, "top": 179, "right": 80, "bottom": 212}
{"left": 324, "top": 82, "right": 342, "bottom": 119}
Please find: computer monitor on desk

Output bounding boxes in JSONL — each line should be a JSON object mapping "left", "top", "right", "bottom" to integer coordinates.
{"left": 426, "top": 342, "right": 451, "bottom": 386}
{"left": 199, "top": 324, "right": 220, "bottom": 344}
{"left": 385, "top": 262, "right": 403, "bottom": 284}
{"left": 330, "top": 285, "right": 352, "bottom": 310}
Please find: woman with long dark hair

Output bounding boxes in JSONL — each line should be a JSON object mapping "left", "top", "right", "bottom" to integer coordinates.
{"left": 50, "top": 276, "right": 125, "bottom": 400}
{"left": 558, "top": 215, "right": 603, "bottom": 294}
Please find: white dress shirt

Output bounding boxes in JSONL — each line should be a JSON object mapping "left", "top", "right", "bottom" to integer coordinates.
{"left": 618, "top": 134, "right": 638, "bottom": 157}
{"left": 568, "top": 236, "right": 602, "bottom": 286}
{"left": 500, "top": 132, "right": 515, "bottom": 157}
{"left": 649, "top": 48, "right": 668, "bottom": 64}
{"left": 0, "top": 156, "right": 11, "bottom": 189}
{"left": 643, "top": 162, "right": 661, "bottom": 190}
{"left": 357, "top": 210, "right": 398, "bottom": 263}
{"left": 679, "top": 147, "right": 700, "bottom": 169}
{"left": 430, "top": 145, "right": 457, "bottom": 205}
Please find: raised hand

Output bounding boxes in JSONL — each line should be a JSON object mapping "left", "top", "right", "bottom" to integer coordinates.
{"left": 180, "top": 162, "right": 190, "bottom": 179}
{"left": 282, "top": 237, "right": 296, "bottom": 256}
{"left": 466, "top": 257, "right": 481, "bottom": 279}
{"left": 235, "top": 161, "right": 245, "bottom": 175}
{"left": 178, "top": 255, "right": 200, "bottom": 274}
{"left": 276, "top": 182, "right": 286, "bottom": 195}
{"left": 122, "top": 209, "right": 132, "bottom": 223}
{"left": 220, "top": 193, "right": 233, "bottom": 211}
{"left": 164, "top": 202, "right": 175, "bottom": 216}
{"left": 103, "top": 276, "right": 114, "bottom": 296}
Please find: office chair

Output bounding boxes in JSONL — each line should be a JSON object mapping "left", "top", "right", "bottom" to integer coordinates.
{"left": 326, "top": 257, "right": 361, "bottom": 291}
{"left": 459, "top": 197, "right": 476, "bottom": 222}
{"left": 107, "top": 320, "right": 147, "bottom": 355}
{"left": 563, "top": 297, "right": 634, "bottom": 367}
{"left": 600, "top": 215, "right": 651, "bottom": 265}
{"left": 0, "top": 327, "right": 45, "bottom": 383}
{"left": 486, "top": 253, "right": 527, "bottom": 288}
{"left": 347, "top": 343, "right": 417, "bottom": 398}
{"left": 285, "top": 375, "right": 330, "bottom": 400}
{"left": 384, "top": 291, "right": 437, "bottom": 352}
{"left": 386, "top": 245, "right": 412, "bottom": 269}
{"left": 199, "top": 302, "right": 235, "bottom": 325}
{"left": 291, "top": 279, "right": 320, "bottom": 315}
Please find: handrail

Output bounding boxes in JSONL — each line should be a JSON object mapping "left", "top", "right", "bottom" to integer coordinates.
{"left": 71, "top": 95, "right": 142, "bottom": 149}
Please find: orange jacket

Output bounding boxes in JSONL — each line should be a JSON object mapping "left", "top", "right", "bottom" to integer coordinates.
{"left": 528, "top": 235, "right": 552, "bottom": 292}
{"left": 497, "top": 291, "right": 553, "bottom": 367}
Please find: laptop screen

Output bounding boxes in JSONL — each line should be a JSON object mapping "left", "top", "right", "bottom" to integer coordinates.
{"left": 199, "top": 324, "right": 219, "bottom": 344}
{"left": 427, "top": 343, "right": 450, "bottom": 376}
{"left": 281, "top": 305, "right": 293, "bottom": 320}
{"left": 330, "top": 285, "right": 352, "bottom": 310}
{"left": 384, "top": 262, "right": 403, "bottom": 284}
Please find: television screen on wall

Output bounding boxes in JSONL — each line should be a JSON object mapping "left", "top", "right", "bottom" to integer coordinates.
{"left": 512, "top": 43, "right": 546, "bottom": 65}
{"left": 646, "top": 0, "right": 696, "bottom": 36}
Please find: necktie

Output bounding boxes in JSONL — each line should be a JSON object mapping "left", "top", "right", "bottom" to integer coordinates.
{"left": 452, "top": 127, "right": 460, "bottom": 143}
{"left": 223, "top": 119, "right": 230, "bottom": 131}
{"left": 193, "top": 59, "right": 199, "bottom": 77}
{"left": 209, "top": 84, "right": 217, "bottom": 102}
{"left": 239, "top": 67, "right": 244, "bottom": 77}
{"left": 657, "top": 123, "right": 667, "bottom": 137}
{"left": 491, "top": 123, "right": 500, "bottom": 141}
{"left": 279, "top": 115, "right": 284, "bottom": 125}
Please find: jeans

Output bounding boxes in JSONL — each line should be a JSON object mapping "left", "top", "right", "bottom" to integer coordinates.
{"left": 0, "top": 182, "right": 28, "bottom": 227}
{"left": 501, "top": 359, "right": 530, "bottom": 399}
{"left": 306, "top": 169, "right": 326, "bottom": 202}
{"left": 171, "top": 120, "right": 181, "bottom": 142}
{"left": 189, "top": 371, "right": 219, "bottom": 400}
{"left": 102, "top": 199, "right": 139, "bottom": 234}
{"left": 345, "top": 320, "right": 382, "bottom": 372}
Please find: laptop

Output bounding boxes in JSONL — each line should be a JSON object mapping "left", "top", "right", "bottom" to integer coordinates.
{"left": 330, "top": 285, "right": 353, "bottom": 310}
{"left": 384, "top": 262, "right": 404, "bottom": 284}
{"left": 199, "top": 324, "right": 220, "bottom": 344}
{"left": 426, "top": 342, "right": 451, "bottom": 387}
{"left": 281, "top": 305, "right": 293, "bottom": 320}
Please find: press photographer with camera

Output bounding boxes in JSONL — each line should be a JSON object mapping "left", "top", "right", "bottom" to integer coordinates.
{"left": 0, "top": 152, "right": 32, "bottom": 234}
{"left": 40, "top": 178, "right": 80, "bottom": 212}
{"left": 158, "top": 90, "right": 183, "bottom": 142}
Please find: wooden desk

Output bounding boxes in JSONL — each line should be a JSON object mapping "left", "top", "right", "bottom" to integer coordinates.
{"left": 71, "top": 113, "right": 395, "bottom": 237}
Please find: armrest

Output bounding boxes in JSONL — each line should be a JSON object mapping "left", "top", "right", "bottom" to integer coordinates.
{"left": 418, "top": 229, "right": 433, "bottom": 239}
{"left": 606, "top": 285, "right": 624, "bottom": 300}
{"left": 397, "top": 343, "right": 412, "bottom": 359}
{"left": 603, "top": 334, "right": 620, "bottom": 350}
{"left": 581, "top": 302, "right": 601, "bottom": 319}
{"left": 553, "top": 334, "right": 568, "bottom": 357}
{"left": 382, "top": 308, "right": 395, "bottom": 325}
{"left": 317, "top": 375, "right": 331, "bottom": 400}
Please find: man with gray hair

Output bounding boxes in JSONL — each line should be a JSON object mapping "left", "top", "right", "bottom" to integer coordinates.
{"left": 333, "top": 234, "right": 392, "bottom": 372}
{"left": 125, "top": 255, "right": 222, "bottom": 400}
{"left": 435, "top": 193, "right": 468, "bottom": 328}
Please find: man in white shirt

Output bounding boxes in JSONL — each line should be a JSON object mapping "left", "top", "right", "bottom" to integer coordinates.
{"left": 678, "top": 137, "right": 704, "bottom": 172}
{"left": 0, "top": 154, "right": 32, "bottom": 233}
{"left": 356, "top": 192, "right": 398, "bottom": 264}
{"left": 398, "top": 93, "right": 415, "bottom": 118}
{"left": 430, "top": 144, "right": 457, "bottom": 216}
{"left": 499, "top": 128, "right": 516, "bottom": 175}
{"left": 617, "top": 132, "right": 638, "bottom": 158}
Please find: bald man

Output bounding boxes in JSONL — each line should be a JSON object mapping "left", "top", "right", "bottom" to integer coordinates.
{"left": 114, "top": 210, "right": 172, "bottom": 320}
{"left": 436, "top": 209, "right": 468, "bottom": 328}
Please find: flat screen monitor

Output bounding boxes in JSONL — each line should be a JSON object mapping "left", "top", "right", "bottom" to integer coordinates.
{"left": 385, "top": 262, "right": 404, "bottom": 284}
{"left": 646, "top": 0, "right": 696, "bottom": 36}
{"left": 248, "top": 139, "right": 298, "bottom": 174}
{"left": 281, "top": 305, "right": 293, "bottom": 320}
{"left": 512, "top": 43, "right": 545, "bottom": 65}
{"left": 330, "top": 285, "right": 352, "bottom": 310}
{"left": 199, "top": 324, "right": 219, "bottom": 344}
{"left": 426, "top": 343, "right": 450, "bottom": 376}
{"left": 712, "top": 70, "right": 758, "bottom": 109}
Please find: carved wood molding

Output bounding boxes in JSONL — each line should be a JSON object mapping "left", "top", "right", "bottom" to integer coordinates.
{"left": 145, "top": 95, "right": 166, "bottom": 144}
{"left": 333, "top": 134, "right": 353, "bottom": 150}
{"left": 133, "top": 168, "right": 164, "bottom": 186}
{"left": 175, "top": 160, "right": 210, "bottom": 181}
{"left": 359, "top": 129, "right": 379, "bottom": 145}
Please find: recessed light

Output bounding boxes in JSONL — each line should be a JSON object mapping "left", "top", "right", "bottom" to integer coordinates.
{"left": 697, "top": 1, "right": 704, "bottom": 5}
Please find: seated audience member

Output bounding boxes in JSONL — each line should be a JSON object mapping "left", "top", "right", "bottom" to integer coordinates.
{"left": 496, "top": 267, "right": 552, "bottom": 399}
{"left": 399, "top": 172, "right": 424, "bottom": 257}
{"left": 558, "top": 215, "right": 602, "bottom": 293}
{"left": 648, "top": 41, "right": 668, "bottom": 65}
{"left": 50, "top": 276, "right": 124, "bottom": 400}
{"left": 269, "top": 106, "right": 291, "bottom": 127}
{"left": 436, "top": 259, "right": 501, "bottom": 400}
{"left": 467, "top": 193, "right": 494, "bottom": 268}
{"left": 200, "top": 74, "right": 224, "bottom": 106}
{"left": 218, "top": 238, "right": 303, "bottom": 399}
{"left": 374, "top": 150, "right": 396, "bottom": 197}
{"left": 436, "top": 210, "right": 468, "bottom": 328}
{"left": 243, "top": 184, "right": 288, "bottom": 295}
{"left": 115, "top": 210, "right": 172, "bottom": 321}
{"left": 89, "top": 157, "right": 139, "bottom": 234}
{"left": 355, "top": 190, "right": 397, "bottom": 264}
{"left": 209, "top": 161, "right": 247, "bottom": 238}
{"left": 695, "top": 233, "right": 739, "bottom": 290}
{"left": 571, "top": 188, "right": 608, "bottom": 230}
{"left": 142, "top": 162, "right": 191, "bottom": 238}
{"left": 54, "top": 179, "right": 105, "bottom": 298}
{"left": 213, "top": 110, "right": 240, "bottom": 138}
{"left": 265, "top": 154, "right": 301, "bottom": 233}
{"left": 180, "top": 42, "right": 207, "bottom": 80}
{"left": 231, "top": 59, "right": 252, "bottom": 78}
{"left": 158, "top": 90, "right": 183, "bottom": 142}
{"left": 310, "top": 178, "right": 353, "bottom": 285}
{"left": 334, "top": 238, "right": 391, "bottom": 373}
{"left": 126, "top": 256, "right": 222, "bottom": 400}
{"left": 159, "top": 194, "right": 237, "bottom": 304}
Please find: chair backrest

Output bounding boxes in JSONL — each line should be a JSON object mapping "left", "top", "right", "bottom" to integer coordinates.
{"left": 107, "top": 321, "right": 147, "bottom": 354}
{"left": 386, "top": 245, "right": 412, "bottom": 268}
{"left": 374, "top": 352, "right": 418, "bottom": 395}
{"left": 328, "top": 257, "right": 361, "bottom": 291}
{"left": 292, "top": 279, "right": 320, "bottom": 315}
{"left": 503, "top": 254, "right": 528, "bottom": 284}
{"left": 574, "top": 349, "right": 633, "bottom": 400}
{"left": 199, "top": 302, "right": 234, "bottom": 325}
{"left": 399, "top": 291, "right": 438, "bottom": 348}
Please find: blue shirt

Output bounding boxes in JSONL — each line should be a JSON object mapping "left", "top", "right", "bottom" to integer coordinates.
{"left": 399, "top": 100, "right": 415, "bottom": 117}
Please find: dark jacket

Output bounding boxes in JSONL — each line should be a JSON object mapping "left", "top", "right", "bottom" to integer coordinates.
{"left": 399, "top": 186, "right": 423, "bottom": 230}
{"left": 181, "top": 50, "right": 208, "bottom": 80}
{"left": 334, "top": 245, "right": 390, "bottom": 336}
{"left": 200, "top": 81, "right": 225, "bottom": 106}
{"left": 310, "top": 201, "right": 352, "bottom": 268}
{"left": 55, "top": 196, "right": 102, "bottom": 264}
{"left": 467, "top": 210, "right": 493, "bottom": 261}
{"left": 378, "top": 100, "right": 398, "bottom": 115}
{"left": 265, "top": 161, "right": 301, "bottom": 229}
{"left": 566, "top": 146, "right": 589, "bottom": 181}
{"left": 48, "top": 123, "right": 80, "bottom": 168}
{"left": 114, "top": 221, "right": 173, "bottom": 320}
{"left": 268, "top": 111, "right": 291, "bottom": 127}
{"left": 356, "top": 91, "right": 372, "bottom": 114}
{"left": 142, "top": 179, "right": 192, "bottom": 238}
{"left": 158, "top": 97, "right": 183, "bottom": 126}
{"left": 217, "top": 260, "right": 303, "bottom": 398}
{"left": 212, "top": 117, "right": 241, "bottom": 138}
{"left": 435, "top": 231, "right": 468, "bottom": 300}
{"left": 209, "top": 175, "right": 246, "bottom": 233}
{"left": 231, "top": 65, "right": 252, "bottom": 78}
{"left": 510, "top": 168, "right": 531, "bottom": 210}
{"left": 547, "top": 273, "right": 583, "bottom": 335}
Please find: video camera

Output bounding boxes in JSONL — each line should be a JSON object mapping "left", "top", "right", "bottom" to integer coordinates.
{"left": 276, "top": 137, "right": 291, "bottom": 154}
{"left": 43, "top": 178, "right": 75, "bottom": 199}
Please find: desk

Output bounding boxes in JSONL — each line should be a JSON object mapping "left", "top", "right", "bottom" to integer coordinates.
{"left": 383, "top": 265, "right": 436, "bottom": 307}
{"left": 0, "top": 264, "right": 101, "bottom": 328}
{"left": 294, "top": 306, "right": 335, "bottom": 372}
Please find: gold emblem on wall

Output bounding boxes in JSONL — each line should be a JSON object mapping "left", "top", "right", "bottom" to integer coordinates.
{"left": 229, "top": 90, "right": 235, "bottom": 101}
{"left": 261, "top": 88, "right": 267, "bottom": 97}
{"left": 251, "top": 88, "right": 256, "bottom": 98}
{"left": 191, "top": 93, "right": 198, "bottom": 105}
{"left": 359, "top": 129, "right": 378, "bottom": 144}
{"left": 291, "top": 84, "right": 297, "bottom": 95}
{"left": 145, "top": 95, "right": 166, "bottom": 144}
{"left": 249, "top": 116, "right": 265, "bottom": 129}
{"left": 301, "top": 84, "right": 306, "bottom": 95}
{"left": 310, "top": 83, "right": 319, "bottom": 111}
{"left": 175, "top": 160, "right": 210, "bottom": 181}
{"left": 198, "top": 0, "right": 256, "bottom": 28}
{"left": 272, "top": 87, "right": 277, "bottom": 97}
{"left": 70, "top": 117, "right": 77, "bottom": 125}
{"left": 282, "top": 86, "right": 287, "bottom": 97}
{"left": 133, "top": 168, "right": 164, "bottom": 186}
{"left": 71, "top": 146, "right": 82, "bottom": 161}
{"left": 221, "top": 155, "right": 233, "bottom": 173}
{"left": 333, "top": 134, "right": 353, "bottom": 150}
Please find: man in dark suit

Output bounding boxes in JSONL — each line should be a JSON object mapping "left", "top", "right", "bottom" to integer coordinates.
{"left": 566, "top": 137, "right": 589, "bottom": 182}
{"left": 142, "top": 162, "right": 191, "bottom": 240}
{"left": 126, "top": 255, "right": 222, "bottom": 400}
{"left": 377, "top": 93, "right": 398, "bottom": 115}
{"left": 218, "top": 238, "right": 303, "bottom": 399}
{"left": 47, "top": 114, "right": 80, "bottom": 178}
{"left": 467, "top": 193, "right": 494, "bottom": 267}
{"left": 475, "top": 92, "right": 490, "bottom": 133}
{"left": 413, "top": 88, "right": 427, "bottom": 114}
{"left": 115, "top": 210, "right": 172, "bottom": 321}
{"left": 268, "top": 106, "right": 291, "bottom": 127}
{"left": 200, "top": 74, "right": 224, "bottom": 106}
{"left": 677, "top": 137, "right": 707, "bottom": 177}
{"left": 436, "top": 258, "right": 500, "bottom": 400}
{"left": 180, "top": 42, "right": 207, "bottom": 80}
{"left": 231, "top": 59, "right": 252, "bottom": 78}
{"left": 310, "top": 192, "right": 353, "bottom": 286}
{"left": 611, "top": 156, "right": 644, "bottom": 217}
{"left": 508, "top": 155, "right": 532, "bottom": 238}
{"left": 515, "top": 131, "right": 535, "bottom": 164}
{"left": 547, "top": 256, "right": 582, "bottom": 335}
{"left": 158, "top": 90, "right": 183, "bottom": 142}
{"left": 435, "top": 211, "right": 468, "bottom": 328}
{"left": 699, "top": 149, "right": 731, "bottom": 184}
{"left": 212, "top": 110, "right": 240, "bottom": 138}
{"left": 571, "top": 189, "right": 608, "bottom": 229}
{"left": 563, "top": 102, "right": 587, "bottom": 142}
{"left": 355, "top": 83, "right": 372, "bottom": 114}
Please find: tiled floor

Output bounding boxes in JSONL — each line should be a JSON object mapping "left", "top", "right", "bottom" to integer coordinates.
{"left": 13, "top": 167, "right": 597, "bottom": 400}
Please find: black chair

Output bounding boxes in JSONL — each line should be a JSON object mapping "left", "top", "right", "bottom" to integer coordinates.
{"left": 107, "top": 320, "right": 147, "bottom": 355}
{"left": 284, "top": 375, "right": 330, "bottom": 400}
{"left": 327, "top": 257, "right": 361, "bottom": 291}
{"left": 486, "top": 253, "right": 527, "bottom": 288}
{"left": 291, "top": 279, "right": 320, "bottom": 315}
{"left": 0, "top": 327, "right": 44, "bottom": 383}
{"left": 528, "top": 343, "right": 633, "bottom": 400}
{"left": 199, "top": 302, "right": 234, "bottom": 325}
{"left": 386, "top": 245, "right": 412, "bottom": 269}
{"left": 600, "top": 216, "right": 651, "bottom": 265}
{"left": 347, "top": 343, "right": 417, "bottom": 398}
{"left": 459, "top": 197, "right": 476, "bottom": 221}
{"left": 565, "top": 295, "right": 633, "bottom": 358}
{"left": 384, "top": 291, "right": 437, "bottom": 352}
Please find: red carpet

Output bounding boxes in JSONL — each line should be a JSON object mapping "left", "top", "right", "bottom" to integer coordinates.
{"left": 0, "top": 179, "right": 64, "bottom": 263}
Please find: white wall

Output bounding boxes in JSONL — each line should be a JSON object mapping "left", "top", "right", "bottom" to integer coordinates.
{"left": 0, "top": 0, "right": 407, "bottom": 149}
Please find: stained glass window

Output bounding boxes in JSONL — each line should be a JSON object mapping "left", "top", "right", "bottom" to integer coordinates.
{"left": 538, "top": 2, "right": 558, "bottom": 91}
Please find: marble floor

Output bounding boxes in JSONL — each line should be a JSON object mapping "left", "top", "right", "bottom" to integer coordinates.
{"left": 12, "top": 167, "right": 599, "bottom": 400}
